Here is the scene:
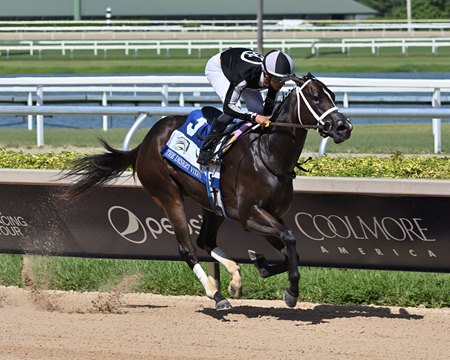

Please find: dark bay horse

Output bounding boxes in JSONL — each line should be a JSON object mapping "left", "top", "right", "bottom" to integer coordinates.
{"left": 64, "top": 73, "right": 352, "bottom": 310}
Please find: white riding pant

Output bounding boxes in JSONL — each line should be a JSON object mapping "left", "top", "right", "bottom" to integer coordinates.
{"left": 205, "top": 53, "right": 265, "bottom": 114}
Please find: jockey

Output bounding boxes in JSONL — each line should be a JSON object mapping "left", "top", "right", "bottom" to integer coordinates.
{"left": 197, "top": 47, "right": 295, "bottom": 165}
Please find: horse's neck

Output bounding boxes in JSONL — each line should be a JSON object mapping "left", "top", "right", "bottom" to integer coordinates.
{"left": 265, "top": 128, "right": 307, "bottom": 172}
{"left": 265, "top": 92, "right": 307, "bottom": 171}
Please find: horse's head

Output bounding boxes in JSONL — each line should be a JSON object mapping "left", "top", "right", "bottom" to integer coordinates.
{"left": 291, "top": 73, "right": 352, "bottom": 143}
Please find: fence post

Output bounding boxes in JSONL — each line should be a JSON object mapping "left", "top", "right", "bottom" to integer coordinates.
{"left": 432, "top": 88, "right": 442, "bottom": 153}
{"left": 318, "top": 137, "right": 330, "bottom": 157}
{"left": 27, "top": 92, "right": 33, "bottom": 130}
{"left": 36, "top": 86, "right": 44, "bottom": 147}
{"left": 161, "top": 84, "right": 169, "bottom": 107}
{"left": 178, "top": 89, "right": 185, "bottom": 106}
{"left": 102, "top": 92, "right": 108, "bottom": 131}
{"left": 122, "top": 113, "right": 147, "bottom": 150}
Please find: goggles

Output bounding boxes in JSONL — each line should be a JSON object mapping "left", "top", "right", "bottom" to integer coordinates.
{"left": 269, "top": 75, "right": 292, "bottom": 83}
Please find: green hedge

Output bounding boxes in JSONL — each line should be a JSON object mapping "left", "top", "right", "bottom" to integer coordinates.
{"left": 1, "top": 149, "right": 449, "bottom": 179}
{"left": 299, "top": 154, "right": 450, "bottom": 179}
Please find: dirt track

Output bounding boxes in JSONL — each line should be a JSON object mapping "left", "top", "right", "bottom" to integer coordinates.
{"left": 0, "top": 286, "right": 449, "bottom": 360}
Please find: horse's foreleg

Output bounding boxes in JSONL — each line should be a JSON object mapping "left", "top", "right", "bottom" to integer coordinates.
{"left": 197, "top": 210, "right": 242, "bottom": 299}
{"left": 249, "top": 232, "right": 301, "bottom": 278}
{"left": 244, "top": 205, "right": 300, "bottom": 308}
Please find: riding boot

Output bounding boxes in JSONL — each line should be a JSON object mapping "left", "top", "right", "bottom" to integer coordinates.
{"left": 197, "top": 116, "right": 230, "bottom": 166}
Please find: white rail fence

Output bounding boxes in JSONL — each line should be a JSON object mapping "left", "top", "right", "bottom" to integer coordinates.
{"left": 0, "top": 75, "right": 449, "bottom": 153}
{"left": 2, "top": 38, "right": 450, "bottom": 58}
{"left": 1, "top": 20, "right": 450, "bottom": 34}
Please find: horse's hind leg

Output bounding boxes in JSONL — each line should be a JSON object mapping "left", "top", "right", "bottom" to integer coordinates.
{"left": 197, "top": 209, "right": 242, "bottom": 299}
{"left": 163, "top": 199, "right": 231, "bottom": 311}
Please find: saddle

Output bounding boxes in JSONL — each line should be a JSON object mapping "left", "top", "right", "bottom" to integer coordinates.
{"left": 161, "top": 107, "right": 256, "bottom": 217}
{"left": 199, "top": 106, "right": 254, "bottom": 160}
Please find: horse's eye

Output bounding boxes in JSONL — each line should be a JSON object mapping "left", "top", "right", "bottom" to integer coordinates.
{"left": 313, "top": 95, "right": 320, "bottom": 103}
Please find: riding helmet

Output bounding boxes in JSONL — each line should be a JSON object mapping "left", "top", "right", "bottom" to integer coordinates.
{"left": 262, "top": 50, "right": 295, "bottom": 81}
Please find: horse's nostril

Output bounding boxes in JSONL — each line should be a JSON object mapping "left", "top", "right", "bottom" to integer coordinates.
{"left": 336, "top": 120, "right": 352, "bottom": 133}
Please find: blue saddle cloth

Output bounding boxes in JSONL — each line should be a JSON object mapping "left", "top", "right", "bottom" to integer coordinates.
{"left": 161, "top": 108, "right": 220, "bottom": 188}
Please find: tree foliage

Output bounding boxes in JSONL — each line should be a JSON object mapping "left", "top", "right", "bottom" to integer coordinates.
{"left": 357, "top": 0, "right": 450, "bottom": 19}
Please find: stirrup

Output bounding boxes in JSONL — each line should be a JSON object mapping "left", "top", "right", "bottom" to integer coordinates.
{"left": 198, "top": 155, "right": 219, "bottom": 166}
{"left": 197, "top": 149, "right": 215, "bottom": 166}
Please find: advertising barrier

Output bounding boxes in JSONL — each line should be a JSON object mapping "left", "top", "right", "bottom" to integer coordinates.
{"left": 0, "top": 169, "right": 449, "bottom": 273}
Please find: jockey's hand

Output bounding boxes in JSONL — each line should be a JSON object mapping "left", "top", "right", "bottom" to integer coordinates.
{"left": 255, "top": 114, "right": 271, "bottom": 127}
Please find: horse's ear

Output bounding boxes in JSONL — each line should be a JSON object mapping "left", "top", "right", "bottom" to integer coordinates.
{"left": 290, "top": 74, "right": 304, "bottom": 86}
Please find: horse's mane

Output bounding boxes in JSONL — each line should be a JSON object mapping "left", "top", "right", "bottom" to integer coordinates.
{"left": 270, "top": 85, "right": 296, "bottom": 120}
{"left": 270, "top": 73, "right": 308, "bottom": 120}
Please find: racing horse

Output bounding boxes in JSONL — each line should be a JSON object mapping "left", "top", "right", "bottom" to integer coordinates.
{"left": 64, "top": 73, "right": 352, "bottom": 311}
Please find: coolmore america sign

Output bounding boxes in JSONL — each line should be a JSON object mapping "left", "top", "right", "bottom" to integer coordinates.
{"left": 0, "top": 182, "right": 448, "bottom": 272}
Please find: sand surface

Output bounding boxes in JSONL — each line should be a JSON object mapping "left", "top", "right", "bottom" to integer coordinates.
{"left": 0, "top": 285, "right": 449, "bottom": 360}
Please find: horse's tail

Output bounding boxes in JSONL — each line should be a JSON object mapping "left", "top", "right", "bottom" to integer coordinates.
{"left": 62, "top": 139, "right": 140, "bottom": 200}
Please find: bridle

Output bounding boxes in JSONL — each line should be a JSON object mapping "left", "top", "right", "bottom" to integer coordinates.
{"left": 270, "top": 76, "right": 341, "bottom": 137}
{"left": 296, "top": 78, "right": 340, "bottom": 136}
{"left": 257, "top": 75, "right": 342, "bottom": 180}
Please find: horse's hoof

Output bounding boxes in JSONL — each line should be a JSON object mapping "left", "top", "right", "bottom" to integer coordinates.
{"left": 216, "top": 299, "right": 232, "bottom": 311}
{"left": 283, "top": 289, "right": 298, "bottom": 308}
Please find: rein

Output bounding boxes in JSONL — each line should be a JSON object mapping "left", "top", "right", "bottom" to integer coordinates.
{"left": 268, "top": 122, "right": 322, "bottom": 129}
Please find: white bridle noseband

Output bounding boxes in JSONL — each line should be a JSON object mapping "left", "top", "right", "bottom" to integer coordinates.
{"left": 295, "top": 78, "right": 340, "bottom": 129}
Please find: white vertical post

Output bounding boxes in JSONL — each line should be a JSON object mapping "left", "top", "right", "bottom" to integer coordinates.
{"left": 161, "top": 84, "right": 169, "bottom": 107}
{"left": 105, "top": 7, "right": 112, "bottom": 26}
{"left": 432, "top": 88, "right": 442, "bottom": 154}
{"left": 36, "top": 86, "right": 44, "bottom": 147}
{"left": 343, "top": 92, "right": 349, "bottom": 108}
{"left": 178, "top": 89, "right": 185, "bottom": 106}
{"left": 27, "top": 92, "right": 33, "bottom": 130}
{"left": 406, "top": 0, "right": 412, "bottom": 33}
{"left": 102, "top": 92, "right": 108, "bottom": 131}
{"left": 122, "top": 113, "right": 147, "bottom": 150}
{"left": 318, "top": 137, "right": 330, "bottom": 157}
